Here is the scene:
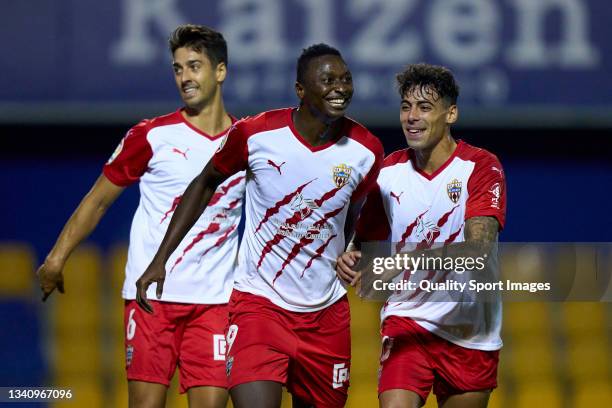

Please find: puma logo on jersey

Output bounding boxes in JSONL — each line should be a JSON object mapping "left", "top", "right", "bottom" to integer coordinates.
{"left": 390, "top": 191, "right": 403, "bottom": 205}
{"left": 172, "top": 147, "right": 190, "bottom": 159}
{"left": 267, "top": 159, "right": 286, "bottom": 174}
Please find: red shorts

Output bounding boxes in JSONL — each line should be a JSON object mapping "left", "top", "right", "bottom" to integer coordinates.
{"left": 225, "top": 290, "right": 351, "bottom": 408}
{"left": 124, "top": 300, "right": 228, "bottom": 392}
{"left": 378, "top": 316, "right": 499, "bottom": 403}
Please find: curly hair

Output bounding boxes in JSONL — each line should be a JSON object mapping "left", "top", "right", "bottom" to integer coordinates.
{"left": 296, "top": 43, "right": 343, "bottom": 83}
{"left": 396, "top": 63, "right": 459, "bottom": 105}
{"left": 168, "top": 24, "right": 228, "bottom": 67}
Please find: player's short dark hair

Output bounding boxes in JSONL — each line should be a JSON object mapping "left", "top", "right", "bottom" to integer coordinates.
{"left": 169, "top": 24, "right": 228, "bottom": 67}
{"left": 296, "top": 43, "right": 343, "bottom": 83}
{"left": 396, "top": 63, "right": 459, "bottom": 105}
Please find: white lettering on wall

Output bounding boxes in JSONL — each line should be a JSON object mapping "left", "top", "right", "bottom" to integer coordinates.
{"left": 348, "top": 0, "right": 421, "bottom": 65}
{"left": 110, "top": 0, "right": 185, "bottom": 64}
{"left": 429, "top": 0, "right": 499, "bottom": 67}
{"left": 219, "top": 0, "right": 288, "bottom": 64}
{"left": 506, "top": 0, "right": 600, "bottom": 67}
{"left": 297, "top": 0, "right": 336, "bottom": 46}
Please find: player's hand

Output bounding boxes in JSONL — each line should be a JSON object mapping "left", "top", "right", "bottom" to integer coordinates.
{"left": 37, "top": 260, "right": 65, "bottom": 301}
{"left": 135, "top": 261, "right": 166, "bottom": 314}
{"left": 336, "top": 250, "right": 362, "bottom": 287}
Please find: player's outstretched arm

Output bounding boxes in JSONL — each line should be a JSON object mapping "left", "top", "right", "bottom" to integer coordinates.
{"left": 37, "top": 175, "right": 125, "bottom": 301}
{"left": 135, "top": 161, "right": 228, "bottom": 313}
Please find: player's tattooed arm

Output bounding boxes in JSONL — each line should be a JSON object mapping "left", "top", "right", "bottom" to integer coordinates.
{"left": 425, "top": 216, "right": 499, "bottom": 260}
{"left": 464, "top": 216, "right": 499, "bottom": 249}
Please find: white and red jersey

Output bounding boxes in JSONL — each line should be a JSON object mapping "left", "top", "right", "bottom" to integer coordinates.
{"left": 212, "top": 108, "right": 384, "bottom": 312}
{"left": 356, "top": 140, "right": 506, "bottom": 350}
{"left": 103, "top": 109, "right": 245, "bottom": 304}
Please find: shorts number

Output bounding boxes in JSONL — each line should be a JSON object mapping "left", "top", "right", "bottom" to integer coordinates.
{"left": 126, "top": 309, "right": 136, "bottom": 340}
{"left": 213, "top": 334, "right": 226, "bottom": 361}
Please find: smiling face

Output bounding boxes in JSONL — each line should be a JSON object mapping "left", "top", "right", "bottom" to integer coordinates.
{"left": 296, "top": 54, "right": 353, "bottom": 123}
{"left": 400, "top": 85, "right": 458, "bottom": 151}
{"left": 172, "top": 47, "right": 226, "bottom": 110}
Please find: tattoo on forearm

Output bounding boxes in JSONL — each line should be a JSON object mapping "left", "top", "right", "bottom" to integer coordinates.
{"left": 464, "top": 216, "right": 499, "bottom": 244}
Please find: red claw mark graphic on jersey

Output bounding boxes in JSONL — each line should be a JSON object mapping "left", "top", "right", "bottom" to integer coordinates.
{"left": 396, "top": 209, "right": 429, "bottom": 253}
{"left": 390, "top": 191, "right": 403, "bottom": 205}
{"left": 257, "top": 210, "right": 304, "bottom": 269}
{"left": 271, "top": 205, "right": 344, "bottom": 285}
{"left": 170, "top": 223, "right": 221, "bottom": 272}
{"left": 445, "top": 223, "right": 464, "bottom": 244}
{"left": 267, "top": 159, "right": 286, "bottom": 175}
{"left": 172, "top": 147, "right": 190, "bottom": 159}
{"left": 197, "top": 225, "right": 237, "bottom": 263}
{"left": 209, "top": 175, "right": 246, "bottom": 206}
{"left": 313, "top": 186, "right": 343, "bottom": 207}
{"left": 254, "top": 179, "right": 316, "bottom": 233}
{"left": 300, "top": 233, "right": 338, "bottom": 278}
{"left": 160, "top": 195, "right": 182, "bottom": 223}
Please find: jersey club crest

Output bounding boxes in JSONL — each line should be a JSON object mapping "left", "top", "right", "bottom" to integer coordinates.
{"left": 332, "top": 164, "right": 352, "bottom": 188}
{"left": 447, "top": 178, "right": 462, "bottom": 204}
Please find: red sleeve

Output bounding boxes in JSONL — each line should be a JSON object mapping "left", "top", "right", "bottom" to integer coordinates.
{"left": 212, "top": 120, "right": 249, "bottom": 176}
{"left": 355, "top": 182, "right": 391, "bottom": 241}
{"left": 351, "top": 138, "right": 384, "bottom": 203}
{"left": 465, "top": 153, "right": 507, "bottom": 230}
{"left": 102, "top": 121, "right": 153, "bottom": 187}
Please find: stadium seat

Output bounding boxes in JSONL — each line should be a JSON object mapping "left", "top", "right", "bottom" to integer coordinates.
{"left": 54, "top": 298, "right": 102, "bottom": 335}
{"left": 51, "top": 378, "right": 103, "bottom": 408}
{"left": 503, "top": 302, "right": 553, "bottom": 340}
{"left": 487, "top": 387, "right": 505, "bottom": 408}
{"left": 573, "top": 381, "right": 612, "bottom": 407}
{"left": 515, "top": 381, "right": 562, "bottom": 408}
{"left": 109, "top": 378, "right": 128, "bottom": 408}
{"left": 109, "top": 335, "right": 126, "bottom": 380}
{"left": 53, "top": 336, "right": 102, "bottom": 377}
{"left": 350, "top": 332, "right": 381, "bottom": 382}
{"left": 347, "top": 290, "right": 382, "bottom": 332}
{"left": 166, "top": 373, "right": 187, "bottom": 408}
{"left": 107, "top": 245, "right": 128, "bottom": 334}
{"left": 420, "top": 394, "right": 436, "bottom": 407}
{"left": 108, "top": 244, "right": 128, "bottom": 295}
{"left": 51, "top": 247, "right": 102, "bottom": 346}
{"left": 346, "top": 384, "right": 379, "bottom": 407}
{"left": 0, "top": 243, "right": 35, "bottom": 297}
{"left": 506, "top": 338, "right": 557, "bottom": 382}
{"left": 560, "top": 302, "right": 607, "bottom": 339}
{"left": 565, "top": 337, "right": 610, "bottom": 383}
{"left": 108, "top": 297, "right": 126, "bottom": 336}
{"left": 60, "top": 246, "right": 102, "bottom": 293}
